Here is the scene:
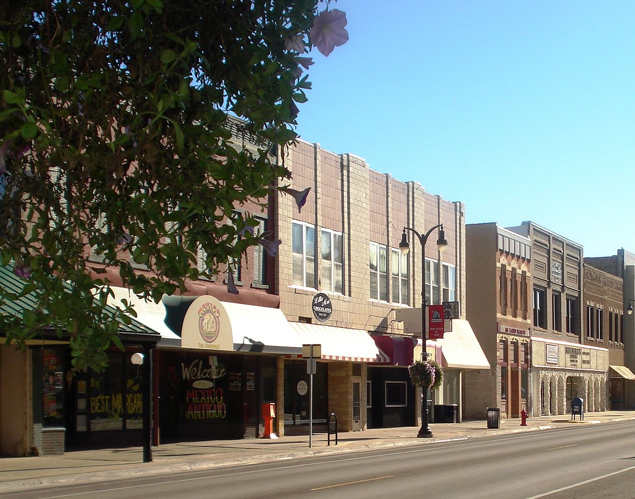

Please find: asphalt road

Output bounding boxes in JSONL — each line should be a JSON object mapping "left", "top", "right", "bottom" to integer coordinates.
{"left": 6, "top": 421, "right": 635, "bottom": 499}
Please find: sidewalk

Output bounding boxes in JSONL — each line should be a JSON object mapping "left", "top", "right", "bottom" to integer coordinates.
{"left": 1, "top": 411, "right": 634, "bottom": 493}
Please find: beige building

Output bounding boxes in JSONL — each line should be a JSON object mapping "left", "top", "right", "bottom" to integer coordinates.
{"left": 507, "top": 222, "right": 608, "bottom": 416}
{"left": 275, "top": 139, "right": 485, "bottom": 431}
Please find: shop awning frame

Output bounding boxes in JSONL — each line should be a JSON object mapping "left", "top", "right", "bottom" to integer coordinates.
{"left": 289, "top": 322, "right": 382, "bottom": 363}
{"left": 610, "top": 365, "right": 635, "bottom": 380}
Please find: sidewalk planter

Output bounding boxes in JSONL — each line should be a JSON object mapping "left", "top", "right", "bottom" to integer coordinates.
{"left": 487, "top": 407, "right": 500, "bottom": 429}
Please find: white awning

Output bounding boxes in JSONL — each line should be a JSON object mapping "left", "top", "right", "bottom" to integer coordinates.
{"left": 610, "top": 365, "right": 635, "bottom": 380}
{"left": 181, "top": 295, "right": 302, "bottom": 355}
{"left": 437, "top": 319, "right": 490, "bottom": 370}
{"left": 289, "top": 322, "right": 381, "bottom": 363}
{"left": 108, "top": 286, "right": 181, "bottom": 347}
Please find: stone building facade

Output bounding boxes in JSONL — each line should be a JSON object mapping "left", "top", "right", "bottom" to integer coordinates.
{"left": 275, "top": 140, "right": 467, "bottom": 432}
{"left": 508, "top": 222, "right": 608, "bottom": 416}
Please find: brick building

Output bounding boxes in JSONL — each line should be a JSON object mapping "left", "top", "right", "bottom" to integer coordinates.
{"left": 277, "top": 140, "right": 487, "bottom": 432}
{"left": 465, "top": 223, "right": 532, "bottom": 419}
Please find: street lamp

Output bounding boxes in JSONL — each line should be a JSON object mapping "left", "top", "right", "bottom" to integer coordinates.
{"left": 399, "top": 224, "right": 447, "bottom": 438}
{"left": 627, "top": 299, "right": 635, "bottom": 315}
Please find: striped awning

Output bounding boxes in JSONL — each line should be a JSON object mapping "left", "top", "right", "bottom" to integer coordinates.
{"left": 610, "top": 365, "right": 635, "bottom": 380}
{"left": 289, "top": 322, "right": 382, "bottom": 363}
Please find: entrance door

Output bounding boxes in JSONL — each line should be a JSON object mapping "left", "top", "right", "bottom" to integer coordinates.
{"left": 352, "top": 381, "right": 361, "bottom": 431}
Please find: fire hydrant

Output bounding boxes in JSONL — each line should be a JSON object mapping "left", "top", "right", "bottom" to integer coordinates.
{"left": 520, "top": 409, "right": 528, "bottom": 426}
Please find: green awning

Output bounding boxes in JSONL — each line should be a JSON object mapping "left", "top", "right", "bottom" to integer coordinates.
{"left": 0, "top": 264, "right": 160, "bottom": 343}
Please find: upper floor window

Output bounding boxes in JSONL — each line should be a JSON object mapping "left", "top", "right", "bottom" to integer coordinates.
{"left": 252, "top": 216, "right": 268, "bottom": 287}
{"left": 552, "top": 293, "right": 562, "bottom": 332}
{"left": 500, "top": 264, "right": 507, "bottom": 313}
{"left": 425, "top": 259, "right": 440, "bottom": 305}
{"left": 292, "top": 221, "right": 315, "bottom": 288}
{"left": 566, "top": 297, "right": 577, "bottom": 334}
{"left": 533, "top": 288, "right": 547, "bottom": 329}
{"left": 370, "top": 242, "right": 387, "bottom": 301}
{"left": 391, "top": 248, "right": 409, "bottom": 305}
{"left": 586, "top": 306, "right": 594, "bottom": 338}
{"left": 442, "top": 264, "right": 456, "bottom": 303}
{"left": 321, "top": 229, "right": 343, "bottom": 293}
{"left": 597, "top": 308, "right": 604, "bottom": 340}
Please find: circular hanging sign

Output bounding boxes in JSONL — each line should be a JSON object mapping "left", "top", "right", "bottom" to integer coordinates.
{"left": 312, "top": 293, "right": 332, "bottom": 322}
{"left": 297, "top": 380, "right": 308, "bottom": 396}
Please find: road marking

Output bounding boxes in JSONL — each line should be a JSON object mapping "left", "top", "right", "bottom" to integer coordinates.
{"left": 547, "top": 444, "right": 577, "bottom": 450}
{"left": 525, "top": 464, "right": 635, "bottom": 499}
{"left": 311, "top": 475, "right": 394, "bottom": 491}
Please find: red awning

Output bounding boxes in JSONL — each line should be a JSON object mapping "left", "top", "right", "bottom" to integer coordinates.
{"left": 371, "top": 335, "right": 417, "bottom": 366}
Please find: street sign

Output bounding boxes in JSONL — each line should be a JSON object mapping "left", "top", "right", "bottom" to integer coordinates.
{"left": 302, "top": 344, "right": 322, "bottom": 359}
{"left": 429, "top": 305, "right": 445, "bottom": 339}
{"left": 442, "top": 301, "right": 460, "bottom": 319}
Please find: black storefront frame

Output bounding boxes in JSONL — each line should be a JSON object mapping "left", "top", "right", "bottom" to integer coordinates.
{"left": 157, "top": 350, "right": 278, "bottom": 442}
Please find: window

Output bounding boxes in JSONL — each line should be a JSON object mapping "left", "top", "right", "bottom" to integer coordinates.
{"left": 425, "top": 259, "right": 440, "bottom": 305}
{"left": 609, "top": 312, "right": 614, "bottom": 342}
{"left": 586, "top": 306, "right": 594, "bottom": 338}
{"left": 321, "top": 229, "right": 343, "bottom": 293}
{"left": 391, "top": 249, "right": 409, "bottom": 304}
{"left": 442, "top": 264, "right": 456, "bottom": 303}
{"left": 618, "top": 313, "right": 623, "bottom": 343}
{"left": 370, "top": 242, "right": 388, "bottom": 301}
{"left": 498, "top": 340, "right": 508, "bottom": 364}
{"left": 511, "top": 268, "right": 518, "bottom": 317}
{"left": 500, "top": 264, "right": 507, "bottom": 313}
{"left": 552, "top": 293, "right": 562, "bottom": 332}
{"left": 533, "top": 288, "right": 547, "bottom": 329}
{"left": 521, "top": 271, "right": 528, "bottom": 319}
{"left": 252, "top": 217, "right": 267, "bottom": 287}
{"left": 385, "top": 381, "right": 407, "bottom": 407}
{"left": 597, "top": 308, "right": 604, "bottom": 340}
{"left": 292, "top": 221, "right": 316, "bottom": 288}
{"left": 566, "top": 297, "right": 577, "bottom": 334}
{"left": 500, "top": 366, "right": 508, "bottom": 401}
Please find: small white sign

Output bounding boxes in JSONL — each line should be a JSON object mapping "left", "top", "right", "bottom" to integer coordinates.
{"left": 297, "top": 380, "right": 308, "bottom": 396}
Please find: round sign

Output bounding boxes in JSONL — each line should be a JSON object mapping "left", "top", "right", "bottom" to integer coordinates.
{"left": 312, "top": 292, "right": 332, "bottom": 322}
{"left": 297, "top": 380, "right": 308, "bottom": 396}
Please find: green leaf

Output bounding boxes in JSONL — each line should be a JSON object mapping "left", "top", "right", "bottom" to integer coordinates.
{"left": 129, "top": 11, "right": 143, "bottom": 39}
{"left": 3, "top": 90, "right": 18, "bottom": 104}
{"left": 161, "top": 49, "right": 176, "bottom": 64}
{"left": 20, "top": 122, "right": 38, "bottom": 140}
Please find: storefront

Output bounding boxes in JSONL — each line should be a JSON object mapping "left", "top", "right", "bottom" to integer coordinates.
{"left": 367, "top": 335, "right": 417, "bottom": 429}
{"left": 156, "top": 294, "right": 302, "bottom": 441}
{"left": 531, "top": 337, "right": 609, "bottom": 416}
{"left": 0, "top": 266, "right": 160, "bottom": 457}
{"left": 286, "top": 322, "right": 383, "bottom": 433}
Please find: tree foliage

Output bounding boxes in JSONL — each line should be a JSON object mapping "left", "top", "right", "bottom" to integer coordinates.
{"left": 0, "top": 0, "right": 343, "bottom": 370}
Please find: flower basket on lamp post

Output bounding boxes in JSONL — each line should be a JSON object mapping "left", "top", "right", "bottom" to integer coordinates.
{"left": 409, "top": 360, "right": 443, "bottom": 391}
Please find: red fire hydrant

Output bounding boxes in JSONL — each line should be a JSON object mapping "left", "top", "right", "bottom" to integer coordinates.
{"left": 520, "top": 409, "right": 528, "bottom": 426}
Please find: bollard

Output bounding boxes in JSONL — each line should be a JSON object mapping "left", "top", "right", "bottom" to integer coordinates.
{"left": 327, "top": 413, "right": 338, "bottom": 446}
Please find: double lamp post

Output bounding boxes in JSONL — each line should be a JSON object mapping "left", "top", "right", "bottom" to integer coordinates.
{"left": 399, "top": 224, "right": 447, "bottom": 438}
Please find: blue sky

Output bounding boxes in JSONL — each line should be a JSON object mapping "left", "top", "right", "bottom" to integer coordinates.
{"left": 295, "top": 1, "right": 635, "bottom": 257}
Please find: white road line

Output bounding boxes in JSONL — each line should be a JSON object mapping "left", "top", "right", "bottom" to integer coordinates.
{"left": 524, "top": 464, "right": 635, "bottom": 499}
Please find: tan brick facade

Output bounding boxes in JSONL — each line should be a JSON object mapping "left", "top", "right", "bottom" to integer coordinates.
{"left": 276, "top": 140, "right": 465, "bottom": 431}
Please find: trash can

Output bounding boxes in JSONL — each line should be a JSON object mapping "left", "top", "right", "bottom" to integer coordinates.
{"left": 487, "top": 407, "right": 500, "bottom": 429}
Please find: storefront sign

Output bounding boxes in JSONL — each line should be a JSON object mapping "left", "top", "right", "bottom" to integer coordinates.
{"left": 297, "top": 380, "right": 308, "bottom": 396}
{"left": 497, "top": 323, "right": 529, "bottom": 336}
{"left": 429, "top": 305, "right": 445, "bottom": 339}
{"left": 566, "top": 347, "right": 581, "bottom": 369}
{"left": 182, "top": 296, "right": 233, "bottom": 351}
{"left": 312, "top": 293, "right": 332, "bottom": 322}
{"left": 546, "top": 344, "right": 558, "bottom": 364}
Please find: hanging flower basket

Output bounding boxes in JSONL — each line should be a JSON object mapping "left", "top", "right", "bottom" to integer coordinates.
{"left": 408, "top": 360, "right": 443, "bottom": 391}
